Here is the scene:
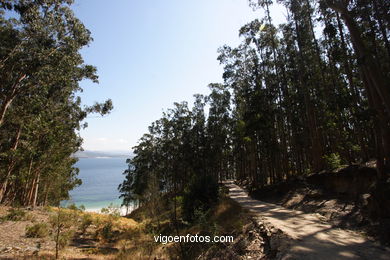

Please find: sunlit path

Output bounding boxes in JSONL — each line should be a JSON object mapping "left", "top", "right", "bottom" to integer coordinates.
{"left": 224, "top": 180, "right": 390, "bottom": 260}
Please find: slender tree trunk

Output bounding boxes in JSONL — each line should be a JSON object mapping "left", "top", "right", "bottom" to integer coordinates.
{"left": 43, "top": 183, "right": 49, "bottom": 206}
{"left": 32, "top": 171, "right": 40, "bottom": 208}
{"left": 328, "top": 1, "right": 390, "bottom": 177}
{"left": 0, "top": 74, "right": 26, "bottom": 127}
{"left": 23, "top": 158, "right": 34, "bottom": 205}
{"left": 55, "top": 208, "right": 61, "bottom": 259}
{"left": 0, "top": 125, "right": 22, "bottom": 203}
{"left": 330, "top": 2, "right": 390, "bottom": 116}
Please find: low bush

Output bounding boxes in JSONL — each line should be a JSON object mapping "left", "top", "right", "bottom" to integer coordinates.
{"left": 100, "top": 203, "right": 120, "bottom": 218}
{"left": 26, "top": 223, "right": 49, "bottom": 238}
{"left": 323, "top": 153, "right": 342, "bottom": 171}
{"left": 182, "top": 174, "right": 219, "bottom": 222}
{"left": 95, "top": 220, "right": 115, "bottom": 242}
{"left": 56, "top": 230, "right": 75, "bottom": 249}
{"left": 4, "top": 208, "right": 27, "bottom": 221}
{"left": 80, "top": 213, "right": 93, "bottom": 233}
{"left": 50, "top": 208, "right": 78, "bottom": 257}
{"left": 67, "top": 203, "right": 85, "bottom": 212}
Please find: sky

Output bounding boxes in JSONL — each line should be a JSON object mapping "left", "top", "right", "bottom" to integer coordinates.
{"left": 72, "top": 0, "right": 286, "bottom": 152}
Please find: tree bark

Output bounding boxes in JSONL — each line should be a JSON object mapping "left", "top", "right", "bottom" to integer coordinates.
{"left": 0, "top": 125, "right": 22, "bottom": 203}
{"left": 0, "top": 74, "right": 26, "bottom": 126}
{"left": 327, "top": 0, "right": 390, "bottom": 177}
{"left": 32, "top": 171, "right": 40, "bottom": 208}
{"left": 328, "top": 1, "right": 390, "bottom": 117}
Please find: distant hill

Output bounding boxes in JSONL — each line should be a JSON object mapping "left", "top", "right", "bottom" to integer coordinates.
{"left": 74, "top": 150, "right": 132, "bottom": 158}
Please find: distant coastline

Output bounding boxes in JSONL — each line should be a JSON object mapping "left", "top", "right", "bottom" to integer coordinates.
{"left": 63, "top": 157, "right": 131, "bottom": 214}
{"left": 73, "top": 150, "right": 132, "bottom": 158}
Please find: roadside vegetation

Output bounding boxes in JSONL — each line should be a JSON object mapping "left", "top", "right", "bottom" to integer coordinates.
{"left": 0, "top": 0, "right": 389, "bottom": 258}
{"left": 119, "top": 0, "right": 390, "bottom": 249}
{"left": 0, "top": 191, "right": 254, "bottom": 259}
{"left": 122, "top": 185, "right": 252, "bottom": 259}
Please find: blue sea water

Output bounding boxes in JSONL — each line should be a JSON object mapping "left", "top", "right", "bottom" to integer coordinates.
{"left": 63, "top": 157, "right": 128, "bottom": 211}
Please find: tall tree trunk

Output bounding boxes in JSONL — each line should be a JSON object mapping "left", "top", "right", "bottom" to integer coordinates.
{"left": 330, "top": 3, "right": 390, "bottom": 116}
{"left": 0, "top": 125, "right": 22, "bottom": 203}
{"left": 32, "top": 171, "right": 40, "bottom": 208}
{"left": 23, "top": 158, "right": 34, "bottom": 206}
{"left": 328, "top": 1, "right": 390, "bottom": 177}
{"left": 0, "top": 74, "right": 26, "bottom": 127}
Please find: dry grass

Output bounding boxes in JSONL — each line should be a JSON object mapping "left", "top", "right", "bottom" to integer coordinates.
{"left": 95, "top": 191, "right": 251, "bottom": 259}
{"left": 0, "top": 192, "right": 249, "bottom": 259}
{"left": 0, "top": 206, "right": 142, "bottom": 259}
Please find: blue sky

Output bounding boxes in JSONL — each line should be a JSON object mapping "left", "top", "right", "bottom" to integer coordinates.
{"left": 73, "top": 0, "right": 286, "bottom": 152}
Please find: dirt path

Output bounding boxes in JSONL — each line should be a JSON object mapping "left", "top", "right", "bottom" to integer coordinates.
{"left": 224, "top": 180, "right": 390, "bottom": 260}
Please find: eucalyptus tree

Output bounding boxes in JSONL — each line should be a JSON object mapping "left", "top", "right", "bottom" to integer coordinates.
{"left": 0, "top": 0, "right": 97, "bottom": 126}
{"left": 0, "top": 0, "right": 113, "bottom": 206}
{"left": 120, "top": 0, "right": 389, "bottom": 213}
{"left": 206, "top": 84, "right": 231, "bottom": 181}
{"left": 320, "top": 0, "right": 390, "bottom": 177}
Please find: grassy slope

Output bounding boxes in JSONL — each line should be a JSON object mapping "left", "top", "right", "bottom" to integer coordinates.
{"left": 0, "top": 191, "right": 252, "bottom": 259}
{"left": 125, "top": 190, "right": 252, "bottom": 259}
{"left": 0, "top": 206, "right": 138, "bottom": 259}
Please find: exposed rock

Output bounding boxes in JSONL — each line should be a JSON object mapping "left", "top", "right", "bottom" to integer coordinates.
{"left": 197, "top": 217, "right": 291, "bottom": 260}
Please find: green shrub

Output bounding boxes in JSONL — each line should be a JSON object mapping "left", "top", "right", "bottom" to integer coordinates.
{"left": 182, "top": 174, "right": 219, "bottom": 222}
{"left": 101, "top": 222, "right": 114, "bottom": 240}
{"left": 26, "top": 223, "right": 49, "bottom": 238}
{"left": 5, "top": 208, "right": 27, "bottom": 221}
{"left": 100, "top": 203, "right": 120, "bottom": 219}
{"left": 323, "top": 153, "right": 342, "bottom": 171}
{"left": 56, "top": 230, "right": 75, "bottom": 249}
{"left": 80, "top": 214, "right": 93, "bottom": 233}
{"left": 95, "top": 221, "right": 115, "bottom": 241}
{"left": 67, "top": 203, "right": 85, "bottom": 212}
{"left": 43, "top": 206, "right": 54, "bottom": 212}
{"left": 50, "top": 208, "right": 77, "bottom": 257}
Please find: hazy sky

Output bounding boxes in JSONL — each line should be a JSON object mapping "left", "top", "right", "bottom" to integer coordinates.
{"left": 72, "top": 0, "right": 286, "bottom": 152}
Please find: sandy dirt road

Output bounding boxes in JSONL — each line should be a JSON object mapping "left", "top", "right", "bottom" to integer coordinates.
{"left": 224, "top": 180, "right": 390, "bottom": 260}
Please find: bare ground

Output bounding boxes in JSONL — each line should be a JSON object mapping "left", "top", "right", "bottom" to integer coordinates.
{"left": 224, "top": 181, "right": 390, "bottom": 260}
{"left": 0, "top": 206, "right": 134, "bottom": 259}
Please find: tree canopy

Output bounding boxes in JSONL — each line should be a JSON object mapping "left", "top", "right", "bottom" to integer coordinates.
{"left": 0, "top": 0, "right": 112, "bottom": 207}
{"left": 119, "top": 0, "right": 389, "bottom": 210}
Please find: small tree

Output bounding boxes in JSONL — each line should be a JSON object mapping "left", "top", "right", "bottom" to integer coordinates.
{"left": 182, "top": 174, "right": 219, "bottom": 222}
{"left": 49, "top": 208, "right": 77, "bottom": 259}
{"left": 100, "top": 203, "right": 121, "bottom": 217}
{"left": 323, "top": 153, "right": 342, "bottom": 171}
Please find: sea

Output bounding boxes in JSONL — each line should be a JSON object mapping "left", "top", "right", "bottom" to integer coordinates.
{"left": 62, "top": 157, "right": 131, "bottom": 215}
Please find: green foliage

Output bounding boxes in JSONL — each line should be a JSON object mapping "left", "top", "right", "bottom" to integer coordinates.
{"left": 49, "top": 208, "right": 77, "bottom": 257}
{"left": 67, "top": 203, "right": 85, "bottom": 212}
{"left": 118, "top": 0, "right": 388, "bottom": 229}
{"left": 94, "top": 216, "right": 117, "bottom": 242}
{"left": 49, "top": 209, "right": 77, "bottom": 231}
{"left": 3, "top": 208, "right": 27, "bottom": 221}
{"left": 56, "top": 230, "right": 75, "bottom": 250}
{"left": 80, "top": 213, "right": 93, "bottom": 233}
{"left": 100, "top": 203, "right": 120, "bottom": 218}
{"left": 0, "top": 0, "right": 112, "bottom": 207}
{"left": 119, "top": 89, "right": 231, "bottom": 216}
{"left": 182, "top": 174, "right": 219, "bottom": 222}
{"left": 25, "top": 223, "right": 49, "bottom": 238}
{"left": 323, "top": 153, "right": 343, "bottom": 171}
{"left": 100, "top": 222, "right": 114, "bottom": 241}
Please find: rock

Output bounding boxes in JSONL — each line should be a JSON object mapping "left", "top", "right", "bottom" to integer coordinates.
{"left": 4, "top": 247, "right": 12, "bottom": 253}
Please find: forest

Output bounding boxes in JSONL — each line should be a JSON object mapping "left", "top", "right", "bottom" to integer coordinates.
{"left": 0, "top": 0, "right": 389, "bottom": 258}
{"left": 119, "top": 0, "right": 390, "bottom": 221}
{"left": 0, "top": 0, "right": 112, "bottom": 207}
